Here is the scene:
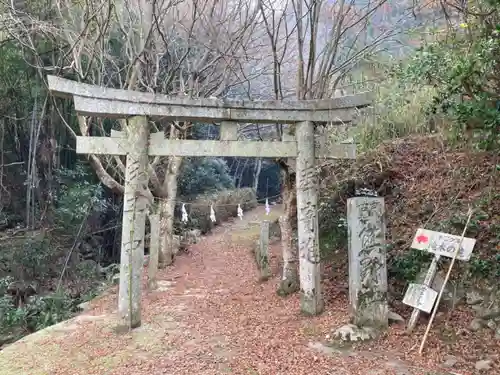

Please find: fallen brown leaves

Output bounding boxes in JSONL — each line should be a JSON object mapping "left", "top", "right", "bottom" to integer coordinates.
{"left": 0, "top": 205, "right": 497, "bottom": 375}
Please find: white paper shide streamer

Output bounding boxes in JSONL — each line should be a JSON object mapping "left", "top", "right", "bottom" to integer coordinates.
{"left": 210, "top": 204, "right": 216, "bottom": 222}
{"left": 265, "top": 198, "right": 270, "bottom": 215}
{"left": 181, "top": 203, "right": 188, "bottom": 223}
{"left": 237, "top": 204, "right": 243, "bottom": 220}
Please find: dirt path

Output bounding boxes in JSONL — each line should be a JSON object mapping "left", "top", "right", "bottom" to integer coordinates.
{"left": 0, "top": 206, "right": 452, "bottom": 375}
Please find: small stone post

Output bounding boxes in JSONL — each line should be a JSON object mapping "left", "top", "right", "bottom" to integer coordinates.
{"left": 347, "top": 197, "right": 388, "bottom": 328}
{"left": 118, "top": 116, "right": 149, "bottom": 329}
{"left": 257, "top": 220, "right": 271, "bottom": 280}
{"left": 296, "top": 120, "right": 323, "bottom": 316}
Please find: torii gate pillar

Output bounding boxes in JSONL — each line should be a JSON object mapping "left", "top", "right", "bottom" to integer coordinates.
{"left": 117, "top": 116, "right": 149, "bottom": 328}
{"left": 296, "top": 121, "right": 323, "bottom": 315}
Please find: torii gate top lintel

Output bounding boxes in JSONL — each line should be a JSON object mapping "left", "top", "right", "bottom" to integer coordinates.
{"left": 47, "top": 75, "right": 372, "bottom": 124}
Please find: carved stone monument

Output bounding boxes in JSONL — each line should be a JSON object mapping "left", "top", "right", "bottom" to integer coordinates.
{"left": 347, "top": 197, "right": 388, "bottom": 328}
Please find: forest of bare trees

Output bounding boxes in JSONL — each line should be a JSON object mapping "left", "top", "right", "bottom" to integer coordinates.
{"left": 0, "top": 0, "right": 409, "bottom": 280}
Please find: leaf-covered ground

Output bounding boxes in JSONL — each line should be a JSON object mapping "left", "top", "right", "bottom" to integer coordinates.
{"left": 0, "top": 206, "right": 491, "bottom": 375}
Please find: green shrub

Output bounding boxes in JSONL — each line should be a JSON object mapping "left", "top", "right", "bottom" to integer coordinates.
{"left": 318, "top": 199, "right": 348, "bottom": 261}
{"left": 176, "top": 188, "right": 257, "bottom": 234}
{"left": 23, "top": 292, "right": 79, "bottom": 332}
{"left": 468, "top": 253, "right": 500, "bottom": 280}
{"left": 178, "top": 157, "right": 234, "bottom": 196}
{"left": 0, "top": 276, "right": 79, "bottom": 336}
{"left": 388, "top": 249, "right": 432, "bottom": 283}
{"left": 354, "top": 78, "right": 439, "bottom": 151}
{"left": 54, "top": 164, "right": 105, "bottom": 233}
{"left": 399, "top": 7, "right": 500, "bottom": 151}
{"left": 0, "top": 232, "right": 54, "bottom": 280}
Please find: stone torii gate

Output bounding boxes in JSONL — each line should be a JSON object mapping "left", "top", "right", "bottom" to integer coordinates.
{"left": 47, "top": 75, "right": 372, "bottom": 327}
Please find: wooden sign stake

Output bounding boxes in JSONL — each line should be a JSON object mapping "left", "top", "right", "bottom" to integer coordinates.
{"left": 418, "top": 208, "right": 474, "bottom": 355}
{"left": 406, "top": 254, "right": 440, "bottom": 333}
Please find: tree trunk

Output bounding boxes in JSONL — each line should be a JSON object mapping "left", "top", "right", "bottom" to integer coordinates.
{"left": 237, "top": 158, "right": 249, "bottom": 188}
{"left": 77, "top": 116, "right": 124, "bottom": 194}
{"left": 158, "top": 155, "right": 182, "bottom": 267}
{"left": 277, "top": 166, "right": 299, "bottom": 296}
{"left": 233, "top": 159, "right": 241, "bottom": 185}
{"left": 147, "top": 206, "right": 160, "bottom": 290}
{"left": 252, "top": 158, "right": 262, "bottom": 192}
